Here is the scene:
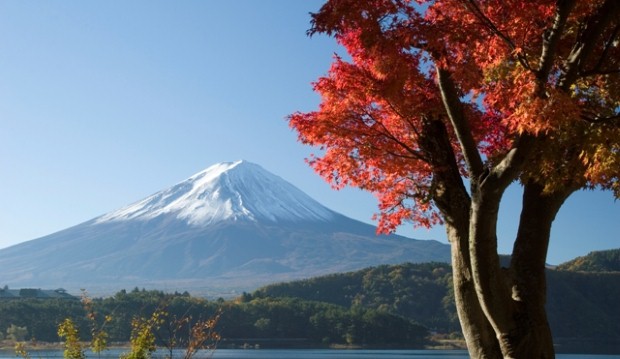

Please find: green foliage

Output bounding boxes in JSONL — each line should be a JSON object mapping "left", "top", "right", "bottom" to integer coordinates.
{"left": 2, "top": 290, "right": 223, "bottom": 357}
{"left": 556, "top": 249, "right": 620, "bottom": 272}
{"left": 252, "top": 261, "right": 620, "bottom": 343}
{"left": 216, "top": 296, "right": 427, "bottom": 347}
{"left": 6, "top": 324, "right": 28, "bottom": 342}
{"left": 57, "top": 318, "right": 86, "bottom": 359}
{"left": 254, "top": 262, "right": 457, "bottom": 332}
{"left": 547, "top": 269, "right": 620, "bottom": 339}
{"left": 0, "top": 258, "right": 617, "bottom": 350}
{"left": 0, "top": 298, "right": 85, "bottom": 342}
{"left": 122, "top": 310, "right": 161, "bottom": 359}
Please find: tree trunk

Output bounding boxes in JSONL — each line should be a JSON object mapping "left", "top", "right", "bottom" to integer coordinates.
{"left": 417, "top": 119, "right": 571, "bottom": 358}
{"left": 506, "top": 182, "right": 575, "bottom": 358}
{"left": 469, "top": 185, "right": 520, "bottom": 358}
{"left": 418, "top": 118, "right": 503, "bottom": 358}
{"left": 447, "top": 224, "right": 503, "bottom": 359}
{"left": 464, "top": 181, "right": 575, "bottom": 358}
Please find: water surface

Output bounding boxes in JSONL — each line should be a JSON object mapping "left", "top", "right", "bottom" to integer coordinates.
{"left": 1, "top": 349, "right": 619, "bottom": 359}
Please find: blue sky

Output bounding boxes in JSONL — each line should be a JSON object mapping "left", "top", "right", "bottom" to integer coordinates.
{"left": 0, "top": 1, "right": 617, "bottom": 265}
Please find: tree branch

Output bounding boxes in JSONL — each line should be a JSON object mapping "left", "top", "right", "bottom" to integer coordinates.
{"left": 418, "top": 117, "right": 471, "bottom": 227}
{"left": 581, "top": 68, "right": 620, "bottom": 76}
{"left": 581, "top": 113, "right": 620, "bottom": 127}
{"left": 483, "top": 134, "right": 536, "bottom": 192}
{"left": 436, "top": 67, "right": 485, "bottom": 180}
{"left": 461, "top": 0, "right": 532, "bottom": 70}
{"left": 359, "top": 109, "right": 427, "bottom": 161}
{"left": 586, "top": 23, "right": 620, "bottom": 75}
{"left": 536, "top": 0, "right": 576, "bottom": 93}
{"left": 383, "top": 97, "right": 424, "bottom": 141}
{"left": 559, "top": 0, "right": 620, "bottom": 91}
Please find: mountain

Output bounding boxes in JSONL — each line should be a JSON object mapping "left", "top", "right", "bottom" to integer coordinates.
{"left": 555, "top": 248, "right": 620, "bottom": 272}
{"left": 95, "top": 161, "right": 336, "bottom": 225}
{"left": 0, "top": 160, "right": 450, "bottom": 295}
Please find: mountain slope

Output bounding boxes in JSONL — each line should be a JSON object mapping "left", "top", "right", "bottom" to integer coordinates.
{"left": 0, "top": 161, "right": 450, "bottom": 295}
{"left": 555, "top": 248, "right": 620, "bottom": 272}
{"left": 96, "top": 161, "right": 336, "bottom": 225}
{"left": 250, "top": 261, "right": 620, "bottom": 353}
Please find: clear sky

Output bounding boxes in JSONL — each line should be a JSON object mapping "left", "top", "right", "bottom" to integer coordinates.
{"left": 0, "top": 1, "right": 617, "bottom": 265}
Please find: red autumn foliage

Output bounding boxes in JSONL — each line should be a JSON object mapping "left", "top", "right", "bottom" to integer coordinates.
{"left": 289, "top": 0, "right": 619, "bottom": 234}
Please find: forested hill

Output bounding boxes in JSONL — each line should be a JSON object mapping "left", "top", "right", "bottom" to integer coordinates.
{"left": 251, "top": 260, "right": 620, "bottom": 352}
{"left": 0, "top": 254, "right": 617, "bottom": 352}
{"left": 555, "top": 249, "right": 620, "bottom": 272}
{"left": 251, "top": 262, "right": 460, "bottom": 333}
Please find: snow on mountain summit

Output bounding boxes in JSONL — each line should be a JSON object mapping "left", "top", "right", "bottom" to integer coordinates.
{"left": 96, "top": 160, "right": 336, "bottom": 225}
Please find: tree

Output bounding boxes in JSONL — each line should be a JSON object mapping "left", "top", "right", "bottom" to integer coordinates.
{"left": 182, "top": 313, "right": 221, "bottom": 359}
{"left": 288, "top": 1, "right": 620, "bottom": 358}
{"left": 6, "top": 324, "right": 28, "bottom": 342}
{"left": 122, "top": 311, "right": 161, "bottom": 359}
{"left": 81, "top": 290, "right": 111, "bottom": 358}
{"left": 154, "top": 307, "right": 221, "bottom": 359}
{"left": 57, "top": 319, "right": 86, "bottom": 359}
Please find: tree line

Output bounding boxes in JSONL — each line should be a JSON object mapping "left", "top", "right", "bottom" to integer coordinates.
{"left": 0, "top": 287, "right": 427, "bottom": 350}
{"left": 1, "top": 253, "right": 618, "bottom": 353}
{"left": 253, "top": 259, "right": 620, "bottom": 353}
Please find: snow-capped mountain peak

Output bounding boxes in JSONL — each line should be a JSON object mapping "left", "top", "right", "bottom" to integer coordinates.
{"left": 0, "top": 160, "right": 451, "bottom": 294}
{"left": 96, "top": 160, "right": 336, "bottom": 225}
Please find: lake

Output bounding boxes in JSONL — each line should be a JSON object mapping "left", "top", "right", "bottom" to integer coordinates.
{"left": 1, "top": 349, "right": 619, "bottom": 359}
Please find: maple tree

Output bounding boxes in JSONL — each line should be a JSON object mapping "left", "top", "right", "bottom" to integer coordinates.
{"left": 288, "top": 0, "right": 620, "bottom": 358}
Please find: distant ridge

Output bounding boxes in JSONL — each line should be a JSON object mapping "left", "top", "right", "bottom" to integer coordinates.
{"left": 555, "top": 248, "right": 620, "bottom": 272}
{"left": 0, "top": 161, "right": 451, "bottom": 296}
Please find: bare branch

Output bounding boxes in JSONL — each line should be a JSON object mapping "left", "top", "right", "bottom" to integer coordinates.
{"left": 436, "top": 67, "right": 485, "bottom": 180}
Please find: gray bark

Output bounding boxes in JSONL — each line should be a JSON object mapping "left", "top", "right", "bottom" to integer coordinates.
{"left": 506, "top": 182, "right": 575, "bottom": 358}
{"left": 447, "top": 224, "right": 503, "bottom": 359}
{"left": 417, "top": 118, "right": 502, "bottom": 358}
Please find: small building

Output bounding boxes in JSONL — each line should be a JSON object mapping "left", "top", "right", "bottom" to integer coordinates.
{"left": 0, "top": 287, "right": 76, "bottom": 300}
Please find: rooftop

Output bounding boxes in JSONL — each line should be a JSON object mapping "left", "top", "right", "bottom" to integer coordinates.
{"left": 0, "top": 287, "right": 76, "bottom": 299}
